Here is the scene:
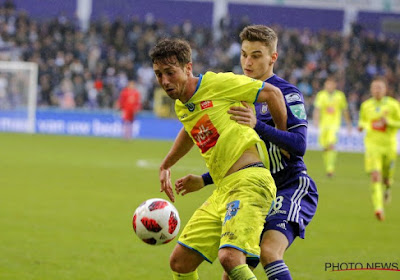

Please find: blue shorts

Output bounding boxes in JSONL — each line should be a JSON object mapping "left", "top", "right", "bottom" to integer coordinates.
{"left": 247, "top": 173, "right": 318, "bottom": 268}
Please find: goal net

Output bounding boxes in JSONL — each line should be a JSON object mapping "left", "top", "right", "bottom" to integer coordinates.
{"left": 0, "top": 61, "right": 38, "bottom": 133}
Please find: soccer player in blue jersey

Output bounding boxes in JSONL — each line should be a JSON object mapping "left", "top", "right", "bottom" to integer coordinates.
{"left": 175, "top": 25, "right": 319, "bottom": 280}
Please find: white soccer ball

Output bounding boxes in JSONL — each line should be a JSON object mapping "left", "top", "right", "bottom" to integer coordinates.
{"left": 132, "top": 198, "right": 181, "bottom": 245}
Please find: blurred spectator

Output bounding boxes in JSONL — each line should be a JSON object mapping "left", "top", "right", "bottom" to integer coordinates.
{"left": 117, "top": 80, "right": 141, "bottom": 139}
{"left": 0, "top": 73, "right": 8, "bottom": 109}
{"left": 72, "top": 75, "right": 87, "bottom": 107}
{"left": 57, "top": 77, "right": 75, "bottom": 109}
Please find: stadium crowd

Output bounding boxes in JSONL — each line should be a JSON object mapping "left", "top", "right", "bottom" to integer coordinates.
{"left": 1, "top": 1, "right": 400, "bottom": 122}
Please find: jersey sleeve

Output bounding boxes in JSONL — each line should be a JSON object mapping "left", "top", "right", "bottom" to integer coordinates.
{"left": 340, "top": 92, "right": 348, "bottom": 110}
{"left": 387, "top": 99, "right": 400, "bottom": 128}
{"left": 358, "top": 102, "right": 367, "bottom": 129}
{"left": 118, "top": 90, "right": 126, "bottom": 109}
{"left": 255, "top": 120, "right": 307, "bottom": 156}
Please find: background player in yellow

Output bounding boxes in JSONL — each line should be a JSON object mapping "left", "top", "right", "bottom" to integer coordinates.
{"left": 313, "top": 77, "right": 352, "bottom": 177}
{"left": 150, "top": 38, "right": 287, "bottom": 280}
{"left": 358, "top": 77, "right": 400, "bottom": 221}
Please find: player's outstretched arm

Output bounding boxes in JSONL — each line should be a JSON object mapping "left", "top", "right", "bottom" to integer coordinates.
{"left": 175, "top": 174, "right": 205, "bottom": 196}
{"left": 255, "top": 121, "right": 307, "bottom": 156}
{"left": 160, "top": 128, "right": 194, "bottom": 202}
{"left": 257, "top": 83, "right": 287, "bottom": 131}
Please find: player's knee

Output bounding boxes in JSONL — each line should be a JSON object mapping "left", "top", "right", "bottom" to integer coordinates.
{"left": 169, "top": 249, "right": 193, "bottom": 273}
{"left": 218, "top": 248, "right": 243, "bottom": 272}
{"left": 383, "top": 177, "right": 390, "bottom": 186}
{"left": 221, "top": 271, "right": 230, "bottom": 280}
{"left": 169, "top": 251, "right": 184, "bottom": 272}
{"left": 260, "top": 244, "right": 283, "bottom": 265}
{"left": 218, "top": 249, "right": 235, "bottom": 271}
{"left": 371, "top": 171, "right": 381, "bottom": 182}
{"left": 170, "top": 245, "right": 204, "bottom": 273}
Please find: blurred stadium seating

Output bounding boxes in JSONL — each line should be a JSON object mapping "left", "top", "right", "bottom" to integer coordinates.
{"left": 0, "top": 0, "right": 400, "bottom": 141}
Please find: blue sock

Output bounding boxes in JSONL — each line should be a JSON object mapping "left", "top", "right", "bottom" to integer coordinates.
{"left": 264, "top": 260, "right": 292, "bottom": 280}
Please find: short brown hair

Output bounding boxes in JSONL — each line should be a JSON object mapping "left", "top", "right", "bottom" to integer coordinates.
{"left": 371, "top": 76, "right": 387, "bottom": 84}
{"left": 239, "top": 25, "right": 278, "bottom": 53}
{"left": 149, "top": 38, "right": 192, "bottom": 67}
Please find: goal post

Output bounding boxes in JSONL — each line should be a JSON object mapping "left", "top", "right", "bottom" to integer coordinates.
{"left": 0, "top": 61, "right": 38, "bottom": 133}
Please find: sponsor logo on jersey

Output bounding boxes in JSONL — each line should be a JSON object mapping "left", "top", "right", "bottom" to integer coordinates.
{"left": 185, "top": 102, "right": 195, "bottom": 112}
{"left": 191, "top": 114, "right": 219, "bottom": 153}
{"left": 371, "top": 119, "right": 387, "bottom": 131}
{"left": 285, "top": 92, "right": 302, "bottom": 103}
{"left": 290, "top": 104, "right": 307, "bottom": 120}
{"left": 200, "top": 100, "right": 213, "bottom": 110}
{"left": 326, "top": 106, "right": 335, "bottom": 114}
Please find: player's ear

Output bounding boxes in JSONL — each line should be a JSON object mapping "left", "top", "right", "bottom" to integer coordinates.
{"left": 185, "top": 62, "right": 193, "bottom": 75}
{"left": 270, "top": 52, "right": 278, "bottom": 65}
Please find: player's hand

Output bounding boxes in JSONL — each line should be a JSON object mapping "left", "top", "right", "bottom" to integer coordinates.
{"left": 159, "top": 167, "right": 175, "bottom": 202}
{"left": 228, "top": 101, "right": 257, "bottom": 128}
{"left": 175, "top": 174, "right": 204, "bottom": 196}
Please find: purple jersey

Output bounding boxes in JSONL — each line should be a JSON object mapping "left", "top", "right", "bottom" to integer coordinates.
{"left": 255, "top": 75, "right": 308, "bottom": 188}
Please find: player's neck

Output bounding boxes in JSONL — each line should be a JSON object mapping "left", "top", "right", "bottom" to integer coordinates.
{"left": 180, "top": 76, "right": 199, "bottom": 103}
{"left": 261, "top": 71, "right": 274, "bottom": 82}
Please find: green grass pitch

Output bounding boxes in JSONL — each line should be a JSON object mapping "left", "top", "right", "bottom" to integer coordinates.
{"left": 0, "top": 133, "right": 399, "bottom": 280}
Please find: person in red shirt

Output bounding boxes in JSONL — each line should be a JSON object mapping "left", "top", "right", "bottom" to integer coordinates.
{"left": 118, "top": 80, "right": 142, "bottom": 139}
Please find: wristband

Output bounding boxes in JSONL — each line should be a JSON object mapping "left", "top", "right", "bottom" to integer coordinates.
{"left": 201, "top": 172, "right": 213, "bottom": 186}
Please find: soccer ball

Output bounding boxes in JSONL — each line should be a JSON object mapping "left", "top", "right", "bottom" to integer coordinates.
{"left": 132, "top": 198, "right": 180, "bottom": 245}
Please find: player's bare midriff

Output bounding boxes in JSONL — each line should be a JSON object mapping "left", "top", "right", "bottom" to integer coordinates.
{"left": 225, "top": 145, "right": 262, "bottom": 177}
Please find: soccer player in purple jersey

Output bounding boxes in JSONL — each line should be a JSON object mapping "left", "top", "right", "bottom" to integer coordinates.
{"left": 175, "top": 25, "right": 319, "bottom": 280}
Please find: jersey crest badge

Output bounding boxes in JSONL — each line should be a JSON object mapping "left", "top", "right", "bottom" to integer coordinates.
{"left": 185, "top": 102, "right": 195, "bottom": 112}
{"left": 223, "top": 200, "right": 240, "bottom": 224}
{"left": 261, "top": 103, "right": 268, "bottom": 114}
